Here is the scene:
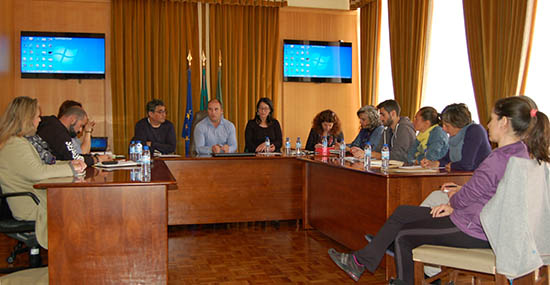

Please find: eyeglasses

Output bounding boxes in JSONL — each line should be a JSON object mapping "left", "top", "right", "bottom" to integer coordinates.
{"left": 258, "top": 107, "right": 270, "bottom": 111}
{"left": 155, "top": 110, "right": 167, "bottom": 114}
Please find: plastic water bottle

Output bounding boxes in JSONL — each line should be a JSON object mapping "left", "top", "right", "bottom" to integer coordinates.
{"left": 364, "top": 143, "right": 372, "bottom": 170}
{"left": 339, "top": 140, "right": 346, "bottom": 158}
{"left": 381, "top": 144, "right": 390, "bottom": 171}
{"left": 285, "top": 137, "right": 291, "bottom": 155}
{"left": 296, "top": 137, "right": 302, "bottom": 155}
{"left": 129, "top": 141, "right": 135, "bottom": 161}
{"left": 135, "top": 141, "right": 143, "bottom": 163}
{"left": 265, "top": 137, "right": 271, "bottom": 153}
{"left": 141, "top": 145, "right": 151, "bottom": 181}
{"left": 322, "top": 136, "right": 328, "bottom": 148}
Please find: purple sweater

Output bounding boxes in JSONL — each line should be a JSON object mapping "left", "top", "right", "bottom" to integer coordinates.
{"left": 439, "top": 124, "right": 491, "bottom": 171}
{"left": 449, "top": 141, "right": 529, "bottom": 240}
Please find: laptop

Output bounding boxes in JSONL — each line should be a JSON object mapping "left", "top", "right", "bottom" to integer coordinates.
{"left": 90, "top": 136, "right": 108, "bottom": 152}
{"left": 211, "top": 152, "right": 256, "bottom": 158}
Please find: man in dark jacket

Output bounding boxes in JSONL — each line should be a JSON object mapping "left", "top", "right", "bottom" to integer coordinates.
{"left": 133, "top": 99, "right": 176, "bottom": 154}
{"left": 37, "top": 106, "right": 111, "bottom": 166}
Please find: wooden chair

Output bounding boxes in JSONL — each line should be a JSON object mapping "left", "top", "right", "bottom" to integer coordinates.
{"left": 189, "top": 110, "right": 208, "bottom": 157}
{"left": 413, "top": 158, "right": 550, "bottom": 285}
{"left": 413, "top": 245, "right": 549, "bottom": 284}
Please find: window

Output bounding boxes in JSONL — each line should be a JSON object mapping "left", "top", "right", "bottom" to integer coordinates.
{"left": 525, "top": 0, "right": 550, "bottom": 113}
{"left": 421, "top": 0, "right": 479, "bottom": 122}
{"left": 376, "top": 0, "right": 394, "bottom": 104}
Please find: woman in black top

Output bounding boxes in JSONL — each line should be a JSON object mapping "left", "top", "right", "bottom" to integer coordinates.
{"left": 244, "top": 98, "right": 283, "bottom": 152}
{"left": 305, "top": 109, "right": 344, "bottom": 151}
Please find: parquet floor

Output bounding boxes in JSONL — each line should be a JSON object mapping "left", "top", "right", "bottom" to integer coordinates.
{"left": 168, "top": 220, "right": 388, "bottom": 284}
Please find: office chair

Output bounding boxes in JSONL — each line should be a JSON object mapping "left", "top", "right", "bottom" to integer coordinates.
{"left": 0, "top": 186, "right": 42, "bottom": 274}
{"left": 189, "top": 110, "right": 209, "bottom": 157}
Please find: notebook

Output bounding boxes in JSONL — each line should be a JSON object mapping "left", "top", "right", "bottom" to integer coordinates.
{"left": 90, "top": 136, "right": 108, "bottom": 152}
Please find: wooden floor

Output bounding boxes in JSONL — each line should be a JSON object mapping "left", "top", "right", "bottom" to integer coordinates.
{"left": 0, "top": 221, "right": 387, "bottom": 283}
{"left": 168, "top": 220, "right": 387, "bottom": 284}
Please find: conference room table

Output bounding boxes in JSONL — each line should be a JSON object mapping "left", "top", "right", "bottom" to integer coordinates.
{"left": 34, "top": 160, "right": 176, "bottom": 284}
{"left": 33, "top": 154, "right": 472, "bottom": 283}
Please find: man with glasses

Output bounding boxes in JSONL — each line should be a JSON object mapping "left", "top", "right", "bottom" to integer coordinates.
{"left": 133, "top": 99, "right": 176, "bottom": 154}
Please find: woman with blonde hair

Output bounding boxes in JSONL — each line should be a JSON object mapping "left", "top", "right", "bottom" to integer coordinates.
{"left": 0, "top": 96, "right": 86, "bottom": 249}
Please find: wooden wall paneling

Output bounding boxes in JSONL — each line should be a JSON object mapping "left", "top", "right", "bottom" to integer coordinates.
{"left": 0, "top": 0, "right": 15, "bottom": 113}
{"left": 279, "top": 7, "right": 361, "bottom": 145}
{"left": 12, "top": 0, "right": 112, "bottom": 140}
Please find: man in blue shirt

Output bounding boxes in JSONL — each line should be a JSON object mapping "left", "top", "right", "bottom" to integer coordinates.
{"left": 194, "top": 99, "right": 237, "bottom": 154}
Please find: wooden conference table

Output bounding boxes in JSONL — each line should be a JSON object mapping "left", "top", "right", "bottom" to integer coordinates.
{"left": 34, "top": 160, "right": 176, "bottom": 284}
{"left": 34, "top": 155, "right": 471, "bottom": 283}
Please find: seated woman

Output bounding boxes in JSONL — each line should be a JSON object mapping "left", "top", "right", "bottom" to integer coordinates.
{"left": 349, "top": 105, "right": 384, "bottom": 158}
{"left": 328, "top": 96, "right": 550, "bottom": 284}
{"left": 244, "top": 97, "right": 282, "bottom": 153}
{"left": 421, "top": 103, "right": 491, "bottom": 171}
{"left": 305, "top": 110, "right": 344, "bottom": 151}
{"left": 406, "top": 107, "right": 449, "bottom": 165}
{"left": 0, "top": 96, "right": 87, "bottom": 249}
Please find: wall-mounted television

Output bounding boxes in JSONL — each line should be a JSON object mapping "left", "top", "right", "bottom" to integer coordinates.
{"left": 20, "top": 31, "right": 105, "bottom": 79}
{"left": 283, "top": 39, "right": 352, "bottom": 83}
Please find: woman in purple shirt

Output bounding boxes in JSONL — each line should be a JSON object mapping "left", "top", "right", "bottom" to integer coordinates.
{"left": 328, "top": 96, "right": 550, "bottom": 284}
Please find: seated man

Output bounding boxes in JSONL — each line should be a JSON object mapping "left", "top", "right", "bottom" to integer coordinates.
{"left": 37, "top": 106, "right": 110, "bottom": 167}
{"left": 372, "top": 100, "right": 416, "bottom": 162}
{"left": 194, "top": 99, "right": 237, "bottom": 155}
{"left": 57, "top": 100, "right": 95, "bottom": 154}
{"left": 133, "top": 99, "right": 176, "bottom": 154}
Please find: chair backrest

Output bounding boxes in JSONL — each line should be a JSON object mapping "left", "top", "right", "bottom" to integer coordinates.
{"left": 189, "top": 110, "right": 209, "bottom": 157}
{"left": 480, "top": 157, "right": 550, "bottom": 279}
{"left": 0, "top": 186, "right": 15, "bottom": 221}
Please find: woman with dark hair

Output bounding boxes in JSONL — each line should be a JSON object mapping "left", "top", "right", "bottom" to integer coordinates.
{"left": 349, "top": 105, "right": 384, "bottom": 158}
{"left": 421, "top": 103, "right": 491, "bottom": 171}
{"left": 0, "top": 96, "right": 86, "bottom": 249}
{"left": 406, "top": 107, "right": 449, "bottom": 164}
{"left": 328, "top": 96, "right": 550, "bottom": 284}
{"left": 305, "top": 109, "right": 344, "bottom": 151}
{"left": 244, "top": 97, "right": 282, "bottom": 152}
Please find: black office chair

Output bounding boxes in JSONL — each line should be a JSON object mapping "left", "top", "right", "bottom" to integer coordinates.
{"left": 189, "top": 110, "right": 209, "bottom": 157}
{"left": 0, "top": 186, "right": 42, "bottom": 273}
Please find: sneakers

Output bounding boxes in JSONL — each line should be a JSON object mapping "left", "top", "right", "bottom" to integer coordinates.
{"left": 388, "top": 278, "right": 407, "bottom": 285}
{"left": 364, "top": 234, "right": 395, "bottom": 257}
{"left": 328, "top": 248, "right": 365, "bottom": 282}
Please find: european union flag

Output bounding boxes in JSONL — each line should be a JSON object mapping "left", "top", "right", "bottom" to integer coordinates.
{"left": 183, "top": 68, "right": 193, "bottom": 156}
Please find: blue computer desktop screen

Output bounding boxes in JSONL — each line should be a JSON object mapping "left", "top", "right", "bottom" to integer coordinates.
{"left": 283, "top": 43, "right": 352, "bottom": 80}
{"left": 21, "top": 35, "right": 105, "bottom": 74}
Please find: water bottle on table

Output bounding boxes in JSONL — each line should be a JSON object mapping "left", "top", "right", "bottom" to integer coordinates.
{"left": 141, "top": 145, "right": 151, "bottom": 181}
{"left": 285, "top": 137, "right": 291, "bottom": 155}
{"left": 381, "top": 144, "right": 390, "bottom": 171}
{"left": 339, "top": 140, "right": 346, "bottom": 158}
{"left": 135, "top": 140, "right": 143, "bottom": 162}
{"left": 264, "top": 137, "right": 271, "bottom": 153}
{"left": 129, "top": 140, "right": 135, "bottom": 161}
{"left": 295, "top": 137, "right": 302, "bottom": 155}
{"left": 364, "top": 143, "right": 372, "bottom": 170}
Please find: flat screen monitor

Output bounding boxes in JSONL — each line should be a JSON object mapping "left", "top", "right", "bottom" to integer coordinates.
{"left": 283, "top": 39, "right": 352, "bottom": 83}
{"left": 20, "top": 31, "right": 105, "bottom": 79}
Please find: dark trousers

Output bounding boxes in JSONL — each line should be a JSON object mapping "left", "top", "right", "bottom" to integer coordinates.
{"left": 354, "top": 205, "right": 490, "bottom": 284}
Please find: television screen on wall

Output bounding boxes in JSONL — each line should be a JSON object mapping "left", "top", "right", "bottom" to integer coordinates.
{"left": 20, "top": 31, "right": 105, "bottom": 79}
{"left": 283, "top": 39, "right": 352, "bottom": 83}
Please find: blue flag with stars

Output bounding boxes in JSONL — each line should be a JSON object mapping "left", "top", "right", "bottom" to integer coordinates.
{"left": 183, "top": 68, "right": 193, "bottom": 156}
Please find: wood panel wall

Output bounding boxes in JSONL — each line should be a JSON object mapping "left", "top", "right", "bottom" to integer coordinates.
{"left": 3, "top": 0, "right": 112, "bottom": 141}
{"left": 279, "top": 7, "right": 361, "bottom": 145}
{"left": 0, "top": 0, "right": 15, "bottom": 113}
